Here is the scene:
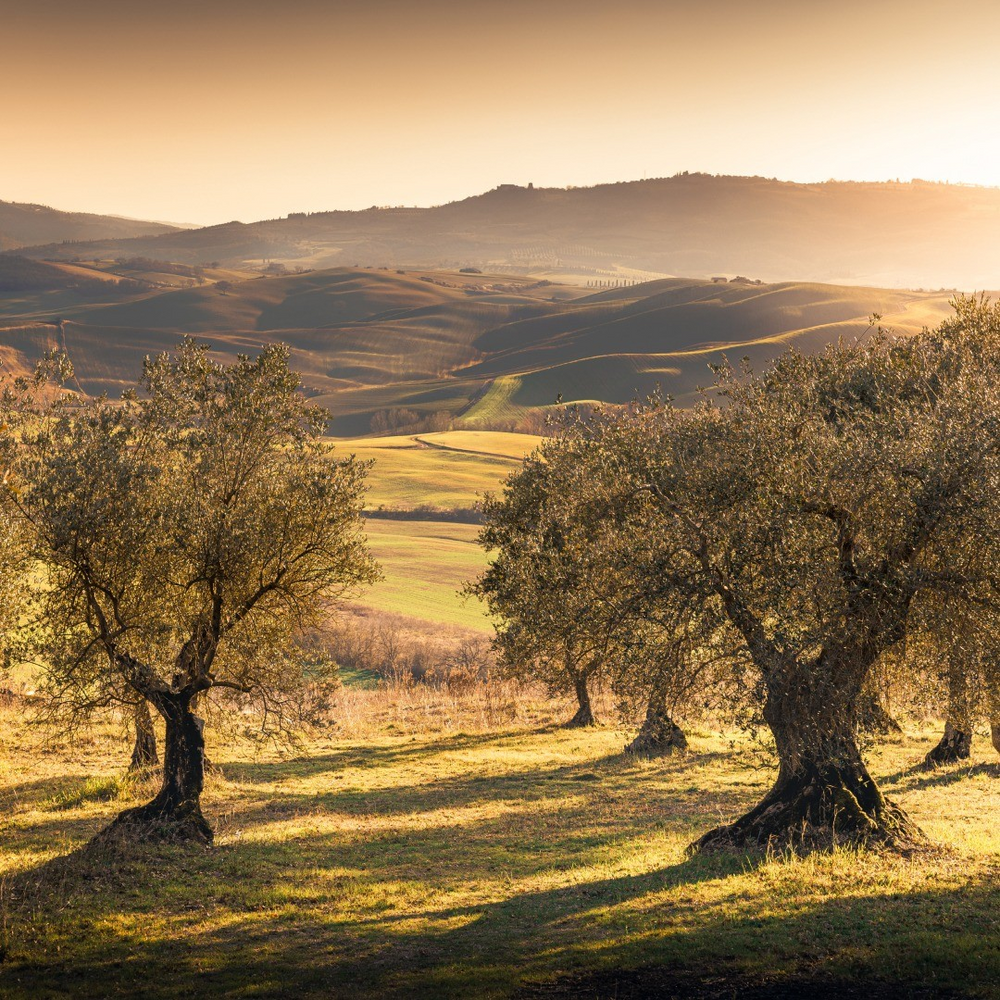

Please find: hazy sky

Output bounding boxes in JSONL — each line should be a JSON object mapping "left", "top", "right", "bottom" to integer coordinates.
{"left": 3, "top": 0, "right": 999, "bottom": 224}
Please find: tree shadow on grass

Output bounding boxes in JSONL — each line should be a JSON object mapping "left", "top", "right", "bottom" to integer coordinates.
{"left": 215, "top": 728, "right": 548, "bottom": 784}
{"left": 879, "top": 761, "right": 1000, "bottom": 794}
{"left": 206, "top": 748, "right": 747, "bottom": 856}
{"left": 3, "top": 725, "right": 997, "bottom": 1000}
{"left": 0, "top": 834, "right": 755, "bottom": 999}
{"left": 3, "top": 836, "right": 995, "bottom": 1000}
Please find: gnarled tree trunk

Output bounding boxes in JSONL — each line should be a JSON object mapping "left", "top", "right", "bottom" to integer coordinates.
{"left": 692, "top": 654, "right": 922, "bottom": 853}
{"left": 564, "top": 662, "right": 596, "bottom": 728}
{"left": 925, "top": 664, "right": 973, "bottom": 766}
{"left": 624, "top": 680, "right": 687, "bottom": 756}
{"left": 128, "top": 699, "right": 159, "bottom": 772}
{"left": 105, "top": 691, "right": 212, "bottom": 844}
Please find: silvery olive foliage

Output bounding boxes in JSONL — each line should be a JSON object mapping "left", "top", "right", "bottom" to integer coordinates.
{"left": 13, "top": 339, "right": 380, "bottom": 736}
{"left": 477, "top": 296, "right": 1000, "bottom": 848}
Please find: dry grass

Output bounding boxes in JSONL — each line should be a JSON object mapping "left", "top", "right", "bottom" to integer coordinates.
{"left": 0, "top": 688, "right": 998, "bottom": 999}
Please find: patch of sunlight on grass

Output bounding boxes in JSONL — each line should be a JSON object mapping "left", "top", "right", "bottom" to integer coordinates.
{"left": 2, "top": 702, "right": 999, "bottom": 999}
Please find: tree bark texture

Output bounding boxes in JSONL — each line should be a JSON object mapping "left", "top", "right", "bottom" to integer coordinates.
{"left": 105, "top": 691, "right": 212, "bottom": 844}
{"left": 856, "top": 687, "right": 902, "bottom": 735}
{"left": 128, "top": 699, "right": 159, "bottom": 772}
{"left": 692, "top": 653, "right": 922, "bottom": 853}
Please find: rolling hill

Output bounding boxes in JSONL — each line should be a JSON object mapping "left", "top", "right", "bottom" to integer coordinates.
{"left": 0, "top": 265, "right": 956, "bottom": 435}
{"left": 0, "top": 200, "right": 179, "bottom": 253}
{"left": 8, "top": 175, "right": 1000, "bottom": 290}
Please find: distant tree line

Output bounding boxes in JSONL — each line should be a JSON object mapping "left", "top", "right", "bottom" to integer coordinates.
{"left": 369, "top": 408, "right": 454, "bottom": 436}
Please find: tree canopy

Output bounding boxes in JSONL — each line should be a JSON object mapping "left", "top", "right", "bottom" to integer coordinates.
{"left": 475, "top": 296, "right": 1000, "bottom": 850}
{"left": 12, "top": 339, "right": 379, "bottom": 841}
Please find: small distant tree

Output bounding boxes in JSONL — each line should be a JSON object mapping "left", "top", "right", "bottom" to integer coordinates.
{"left": 16, "top": 341, "right": 379, "bottom": 842}
{"left": 129, "top": 698, "right": 159, "bottom": 771}
{"left": 614, "top": 604, "right": 730, "bottom": 756}
{"left": 215, "top": 280, "right": 233, "bottom": 295}
{"left": 471, "top": 433, "right": 636, "bottom": 726}
{"left": 919, "top": 599, "right": 1000, "bottom": 766}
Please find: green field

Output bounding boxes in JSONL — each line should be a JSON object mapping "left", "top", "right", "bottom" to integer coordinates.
{"left": 330, "top": 431, "right": 539, "bottom": 631}
{"left": 358, "top": 519, "right": 489, "bottom": 631}
{"left": 336, "top": 431, "right": 541, "bottom": 513}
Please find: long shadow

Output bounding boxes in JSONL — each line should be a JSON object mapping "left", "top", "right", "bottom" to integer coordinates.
{"left": 880, "top": 761, "right": 1000, "bottom": 794}
{"left": 206, "top": 749, "right": 745, "bottom": 835}
{"left": 0, "top": 833, "right": 755, "bottom": 999}
{"left": 3, "top": 742, "right": 755, "bottom": 898}
{"left": 4, "top": 725, "right": 997, "bottom": 999}
{"left": 215, "top": 728, "right": 536, "bottom": 783}
{"left": 3, "top": 837, "right": 993, "bottom": 999}
{"left": 2, "top": 738, "right": 745, "bottom": 893}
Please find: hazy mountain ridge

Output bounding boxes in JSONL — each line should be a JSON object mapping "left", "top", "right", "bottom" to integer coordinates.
{"left": 0, "top": 200, "right": 179, "bottom": 253}
{"left": 8, "top": 175, "right": 1000, "bottom": 289}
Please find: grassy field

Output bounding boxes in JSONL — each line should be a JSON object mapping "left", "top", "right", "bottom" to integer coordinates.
{"left": 328, "top": 431, "right": 541, "bottom": 631}
{"left": 1, "top": 693, "right": 997, "bottom": 999}
{"left": 357, "top": 519, "right": 489, "bottom": 631}
{"left": 336, "top": 431, "right": 541, "bottom": 512}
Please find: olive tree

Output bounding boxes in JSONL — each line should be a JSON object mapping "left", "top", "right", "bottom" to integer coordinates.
{"left": 588, "top": 298, "right": 1000, "bottom": 850}
{"left": 472, "top": 433, "right": 638, "bottom": 727}
{"left": 613, "top": 602, "right": 731, "bottom": 756}
{"left": 918, "top": 599, "right": 1000, "bottom": 766}
{"left": 15, "top": 340, "right": 379, "bottom": 842}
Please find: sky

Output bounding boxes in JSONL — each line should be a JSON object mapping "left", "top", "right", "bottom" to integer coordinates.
{"left": 3, "top": 0, "right": 999, "bottom": 225}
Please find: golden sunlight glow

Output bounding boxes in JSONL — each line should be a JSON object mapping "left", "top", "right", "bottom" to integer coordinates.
{"left": 4, "top": 0, "right": 1000, "bottom": 222}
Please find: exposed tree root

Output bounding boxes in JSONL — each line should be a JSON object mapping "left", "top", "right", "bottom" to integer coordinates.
{"left": 97, "top": 798, "right": 214, "bottom": 846}
{"left": 564, "top": 703, "right": 596, "bottom": 728}
{"left": 624, "top": 711, "right": 688, "bottom": 756}
{"left": 689, "top": 762, "right": 924, "bottom": 855}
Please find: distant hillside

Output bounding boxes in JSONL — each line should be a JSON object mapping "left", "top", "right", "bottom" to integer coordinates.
{"left": 0, "top": 256, "right": 95, "bottom": 292}
{"left": 9, "top": 176, "right": 1000, "bottom": 290}
{"left": 0, "top": 266, "right": 956, "bottom": 435}
{"left": 0, "top": 200, "right": 178, "bottom": 253}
